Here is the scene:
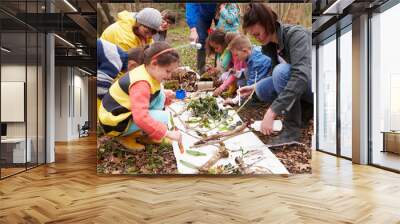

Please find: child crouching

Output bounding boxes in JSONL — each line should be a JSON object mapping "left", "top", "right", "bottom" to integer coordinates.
{"left": 98, "top": 41, "right": 181, "bottom": 151}
{"left": 224, "top": 34, "right": 271, "bottom": 105}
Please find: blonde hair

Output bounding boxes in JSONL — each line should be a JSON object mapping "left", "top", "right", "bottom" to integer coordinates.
{"left": 228, "top": 34, "right": 252, "bottom": 51}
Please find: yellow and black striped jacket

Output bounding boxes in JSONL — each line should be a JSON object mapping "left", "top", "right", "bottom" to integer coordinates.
{"left": 98, "top": 64, "right": 161, "bottom": 136}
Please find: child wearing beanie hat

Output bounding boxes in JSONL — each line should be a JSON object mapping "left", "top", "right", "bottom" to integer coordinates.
{"left": 101, "top": 8, "right": 162, "bottom": 51}
{"left": 135, "top": 8, "right": 162, "bottom": 31}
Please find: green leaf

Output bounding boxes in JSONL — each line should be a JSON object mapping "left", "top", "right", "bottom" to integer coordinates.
{"left": 179, "top": 160, "right": 198, "bottom": 170}
{"left": 186, "top": 150, "right": 207, "bottom": 156}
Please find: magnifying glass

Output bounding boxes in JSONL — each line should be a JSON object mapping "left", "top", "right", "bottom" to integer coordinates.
{"left": 190, "top": 42, "right": 202, "bottom": 50}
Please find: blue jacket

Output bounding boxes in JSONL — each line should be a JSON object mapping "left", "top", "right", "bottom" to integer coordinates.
{"left": 97, "top": 39, "right": 128, "bottom": 99}
{"left": 185, "top": 3, "right": 217, "bottom": 28}
{"left": 246, "top": 46, "right": 271, "bottom": 86}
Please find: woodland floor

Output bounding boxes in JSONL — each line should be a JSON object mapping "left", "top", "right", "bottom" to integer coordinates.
{"left": 97, "top": 26, "right": 312, "bottom": 175}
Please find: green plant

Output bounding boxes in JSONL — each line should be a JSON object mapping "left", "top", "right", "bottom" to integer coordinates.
{"left": 187, "top": 96, "right": 229, "bottom": 128}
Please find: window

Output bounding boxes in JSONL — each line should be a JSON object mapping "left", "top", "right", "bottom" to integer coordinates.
{"left": 0, "top": 0, "right": 47, "bottom": 179}
{"left": 340, "top": 28, "right": 352, "bottom": 158}
{"left": 317, "top": 36, "right": 337, "bottom": 154}
{"left": 370, "top": 3, "right": 400, "bottom": 171}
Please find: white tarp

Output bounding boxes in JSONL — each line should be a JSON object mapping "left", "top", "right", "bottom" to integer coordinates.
{"left": 167, "top": 96, "right": 289, "bottom": 175}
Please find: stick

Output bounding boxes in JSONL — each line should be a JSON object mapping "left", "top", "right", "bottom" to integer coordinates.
{"left": 169, "top": 111, "right": 185, "bottom": 154}
{"left": 178, "top": 136, "right": 184, "bottom": 154}
{"left": 167, "top": 106, "right": 190, "bottom": 130}
{"left": 238, "top": 90, "right": 241, "bottom": 106}
{"left": 191, "top": 130, "right": 252, "bottom": 148}
{"left": 236, "top": 71, "right": 258, "bottom": 114}
{"left": 197, "top": 87, "right": 216, "bottom": 92}
{"left": 198, "top": 145, "right": 229, "bottom": 173}
{"left": 193, "top": 122, "right": 249, "bottom": 145}
{"left": 235, "top": 156, "right": 272, "bottom": 174}
{"left": 175, "top": 126, "right": 201, "bottom": 140}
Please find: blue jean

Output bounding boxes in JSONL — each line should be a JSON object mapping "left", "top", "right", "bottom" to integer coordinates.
{"left": 196, "top": 18, "right": 213, "bottom": 73}
{"left": 255, "top": 64, "right": 313, "bottom": 104}
{"left": 123, "top": 91, "right": 169, "bottom": 136}
{"left": 196, "top": 18, "right": 213, "bottom": 48}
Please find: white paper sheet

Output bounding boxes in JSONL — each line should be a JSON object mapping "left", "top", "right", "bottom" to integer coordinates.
{"left": 167, "top": 95, "right": 289, "bottom": 175}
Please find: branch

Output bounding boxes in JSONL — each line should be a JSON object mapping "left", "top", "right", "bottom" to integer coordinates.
{"left": 191, "top": 130, "right": 252, "bottom": 148}
{"left": 193, "top": 122, "right": 250, "bottom": 146}
{"left": 198, "top": 145, "right": 229, "bottom": 173}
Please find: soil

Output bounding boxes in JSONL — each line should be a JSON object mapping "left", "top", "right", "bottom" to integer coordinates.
{"left": 97, "top": 136, "right": 178, "bottom": 175}
{"left": 237, "top": 103, "right": 313, "bottom": 174}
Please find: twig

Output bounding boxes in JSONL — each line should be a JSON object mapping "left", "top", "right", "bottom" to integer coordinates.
{"left": 191, "top": 130, "right": 252, "bottom": 148}
{"left": 235, "top": 156, "right": 272, "bottom": 174}
{"left": 236, "top": 71, "right": 259, "bottom": 114}
{"left": 193, "top": 122, "right": 249, "bottom": 145}
{"left": 169, "top": 111, "right": 185, "bottom": 154}
{"left": 197, "top": 87, "right": 216, "bottom": 92}
{"left": 198, "top": 145, "right": 229, "bottom": 173}
{"left": 175, "top": 126, "right": 201, "bottom": 140}
{"left": 167, "top": 106, "right": 190, "bottom": 130}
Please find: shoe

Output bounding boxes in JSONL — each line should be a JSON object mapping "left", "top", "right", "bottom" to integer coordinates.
{"left": 138, "top": 135, "right": 172, "bottom": 145}
{"left": 117, "top": 131, "right": 145, "bottom": 152}
{"left": 268, "top": 125, "right": 301, "bottom": 145}
{"left": 268, "top": 100, "right": 302, "bottom": 145}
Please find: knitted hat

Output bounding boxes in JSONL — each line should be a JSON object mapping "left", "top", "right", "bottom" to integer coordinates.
{"left": 135, "top": 8, "right": 162, "bottom": 31}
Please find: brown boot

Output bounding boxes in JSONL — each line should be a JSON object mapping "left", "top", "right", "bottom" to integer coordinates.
{"left": 117, "top": 131, "right": 145, "bottom": 152}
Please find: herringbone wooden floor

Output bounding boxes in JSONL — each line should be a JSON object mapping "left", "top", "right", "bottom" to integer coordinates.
{"left": 0, "top": 136, "right": 399, "bottom": 224}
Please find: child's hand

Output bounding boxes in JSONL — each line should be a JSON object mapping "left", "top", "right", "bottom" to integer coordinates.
{"left": 207, "top": 66, "right": 220, "bottom": 75}
{"left": 213, "top": 86, "right": 224, "bottom": 96}
{"left": 189, "top": 28, "right": 198, "bottom": 43}
{"left": 165, "top": 130, "right": 182, "bottom": 142}
{"left": 164, "top": 89, "right": 175, "bottom": 98}
{"left": 223, "top": 98, "right": 235, "bottom": 106}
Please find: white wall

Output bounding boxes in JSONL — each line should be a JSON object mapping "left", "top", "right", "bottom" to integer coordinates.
{"left": 54, "top": 67, "right": 89, "bottom": 141}
{"left": 1, "top": 65, "right": 35, "bottom": 138}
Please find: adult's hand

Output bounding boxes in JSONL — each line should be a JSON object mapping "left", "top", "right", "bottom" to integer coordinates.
{"left": 237, "top": 85, "right": 254, "bottom": 98}
{"left": 260, "top": 108, "right": 277, "bottom": 135}
{"left": 189, "top": 28, "right": 198, "bottom": 43}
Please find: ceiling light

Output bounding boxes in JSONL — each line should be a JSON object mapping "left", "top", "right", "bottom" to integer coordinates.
{"left": 54, "top": 34, "right": 75, "bottom": 48}
{"left": 63, "top": 0, "right": 78, "bottom": 12}
{"left": 1, "top": 47, "right": 11, "bottom": 53}
{"left": 323, "top": 0, "right": 355, "bottom": 15}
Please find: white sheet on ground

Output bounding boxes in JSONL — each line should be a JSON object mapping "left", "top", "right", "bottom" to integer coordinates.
{"left": 167, "top": 96, "right": 289, "bottom": 175}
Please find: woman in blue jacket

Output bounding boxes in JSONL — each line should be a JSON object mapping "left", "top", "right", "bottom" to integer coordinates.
{"left": 185, "top": 3, "right": 217, "bottom": 74}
